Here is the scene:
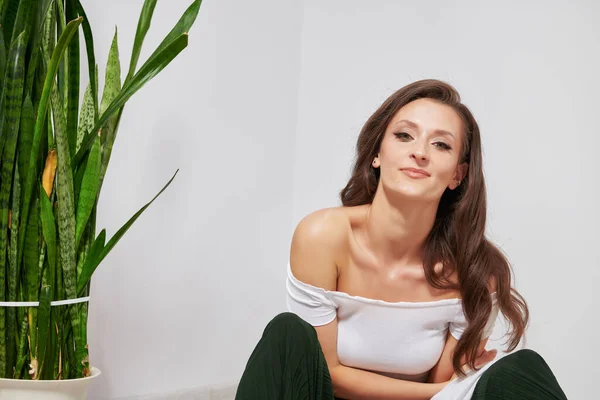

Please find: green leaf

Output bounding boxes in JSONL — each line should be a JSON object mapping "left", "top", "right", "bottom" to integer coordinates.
{"left": 75, "top": 135, "right": 100, "bottom": 249}
{"left": 76, "top": 228, "right": 104, "bottom": 295}
{"left": 42, "top": 0, "right": 55, "bottom": 61}
{"left": 56, "top": 0, "right": 67, "bottom": 113}
{"left": 66, "top": 0, "right": 80, "bottom": 158}
{"left": 36, "top": 285, "right": 52, "bottom": 379}
{"left": 147, "top": 0, "right": 201, "bottom": 63}
{"left": 44, "top": 310, "right": 57, "bottom": 380}
{"left": 73, "top": 151, "right": 87, "bottom": 208}
{"left": 24, "top": 189, "right": 40, "bottom": 370}
{"left": 0, "top": 28, "right": 7, "bottom": 161}
{"left": 72, "top": 0, "right": 98, "bottom": 123}
{"left": 76, "top": 210, "right": 95, "bottom": 366}
{"left": 14, "top": 314, "right": 28, "bottom": 379}
{"left": 7, "top": 158, "right": 21, "bottom": 375}
{"left": 50, "top": 58, "right": 84, "bottom": 378}
{"left": 76, "top": 169, "right": 178, "bottom": 293}
{"left": 100, "top": 28, "right": 121, "bottom": 117}
{"left": 45, "top": 110, "right": 53, "bottom": 155}
{"left": 10, "top": 0, "right": 33, "bottom": 49}
{"left": 76, "top": 205, "right": 95, "bottom": 280}
{"left": 98, "top": 28, "right": 121, "bottom": 192}
{"left": 7, "top": 98, "right": 31, "bottom": 376}
{"left": 75, "top": 67, "right": 96, "bottom": 155}
{"left": 0, "top": 31, "right": 27, "bottom": 378}
{"left": 0, "top": 29, "right": 6, "bottom": 89}
{"left": 127, "top": 0, "right": 157, "bottom": 82}
{"left": 17, "top": 94, "right": 34, "bottom": 194}
{"left": 2, "top": 0, "right": 19, "bottom": 47}
{"left": 65, "top": 328, "right": 75, "bottom": 379}
{"left": 112, "top": 0, "right": 202, "bottom": 143}
{"left": 24, "top": 0, "right": 52, "bottom": 95}
{"left": 50, "top": 78, "right": 76, "bottom": 292}
{"left": 74, "top": 33, "right": 189, "bottom": 168}
{"left": 40, "top": 184, "right": 57, "bottom": 292}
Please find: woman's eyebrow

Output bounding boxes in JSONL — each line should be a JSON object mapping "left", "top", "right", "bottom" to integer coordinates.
{"left": 395, "top": 119, "right": 455, "bottom": 139}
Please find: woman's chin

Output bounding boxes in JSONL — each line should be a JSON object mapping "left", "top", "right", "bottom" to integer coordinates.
{"left": 382, "top": 182, "right": 441, "bottom": 203}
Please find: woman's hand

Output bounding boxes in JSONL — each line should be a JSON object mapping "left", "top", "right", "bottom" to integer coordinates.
{"left": 449, "top": 349, "right": 498, "bottom": 382}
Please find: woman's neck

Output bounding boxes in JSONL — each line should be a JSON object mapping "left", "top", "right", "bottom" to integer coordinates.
{"left": 363, "top": 187, "right": 439, "bottom": 268}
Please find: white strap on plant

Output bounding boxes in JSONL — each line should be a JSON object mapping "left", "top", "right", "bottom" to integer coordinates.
{"left": 0, "top": 296, "right": 90, "bottom": 307}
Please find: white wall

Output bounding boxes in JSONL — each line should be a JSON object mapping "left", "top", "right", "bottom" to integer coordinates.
{"left": 82, "top": 0, "right": 598, "bottom": 399}
{"left": 84, "top": 0, "right": 303, "bottom": 398}
{"left": 293, "top": 1, "right": 599, "bottom": 399}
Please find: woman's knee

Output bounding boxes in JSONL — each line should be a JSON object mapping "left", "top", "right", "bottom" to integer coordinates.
{"left": 475, "top": 349, "right": 566, "bottom": 399}
{"left": 512, "top": 349, "right": 549, "bottom": 368}
{"left": 264, "top": 312, "right": 317, "bottom": 341}
{"left": 486, "top": 348, "right": 550, "bottom": 378}
{"left": 269, "top": 312, "right": 305, "bottom": 326}
{"left": 515, "top": 348, "right": 543, "bottom": 359}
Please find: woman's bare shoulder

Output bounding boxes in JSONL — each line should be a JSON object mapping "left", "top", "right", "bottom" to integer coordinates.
{"left": 289, "top": 206, "right": 353, "bottom": 289}
{"left": 293, "top": 207, "right": 351, "bottom": 243}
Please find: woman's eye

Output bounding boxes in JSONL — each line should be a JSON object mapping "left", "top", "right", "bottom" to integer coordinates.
{"left": 394, "top": 133, "right": 451, "bottom": 150}
{"left": 434, "top": 142, "right": 452, "bottom": 150}
{"left": 394, "top": 132, "right": 412, "bottom": 140}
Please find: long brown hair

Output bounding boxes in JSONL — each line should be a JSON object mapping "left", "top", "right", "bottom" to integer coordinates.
{"left": 340, "top": 79, "right": 529, "bottom": 377}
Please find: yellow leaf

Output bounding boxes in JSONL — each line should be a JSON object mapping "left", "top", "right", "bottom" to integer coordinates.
{"left": 42, "top": 150, "right": 58, "bottom": 197}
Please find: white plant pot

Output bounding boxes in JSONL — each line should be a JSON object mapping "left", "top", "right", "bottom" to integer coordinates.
{"left": 0, "top": 367, "right": 101, "bottom": 400}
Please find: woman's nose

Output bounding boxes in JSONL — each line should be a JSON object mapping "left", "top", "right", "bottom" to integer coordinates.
{"left": 410, "top": 145, "right": 429, "bottom": 162}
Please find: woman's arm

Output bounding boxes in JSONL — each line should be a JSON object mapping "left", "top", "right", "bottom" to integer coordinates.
{"left": 427, "top": 278, "right": 499, "bottom": 383}
{"left": 321, "top": 321, "right": 447, "bottom": 399}
{"left": 291, "top": 209, "right": 448, "bottom": 400}
{"left": 427, "top": 333, "right": 490, "bottom": 383}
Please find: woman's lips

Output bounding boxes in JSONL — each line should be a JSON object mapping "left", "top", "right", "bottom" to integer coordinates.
{"left": 400, "top": 168, "right": 430, "bottom": 178}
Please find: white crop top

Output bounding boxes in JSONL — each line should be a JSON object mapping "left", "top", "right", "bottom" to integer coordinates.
{"left": 286, "top": 263, "right": 499, "bottom": 382}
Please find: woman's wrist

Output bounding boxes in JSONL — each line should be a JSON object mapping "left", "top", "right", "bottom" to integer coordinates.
{"left": 430, "top": 381, "right": 449, "bottom": 396}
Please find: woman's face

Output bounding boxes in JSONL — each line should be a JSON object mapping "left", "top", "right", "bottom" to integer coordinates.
{"left": 373, "top": 98, "right": 467, "bottom": 203}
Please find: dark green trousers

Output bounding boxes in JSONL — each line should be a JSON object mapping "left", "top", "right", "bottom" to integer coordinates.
{"left": 235, "top": 313, "right": 568, "bottom": 400}
{"left": 471, "top": 348, "right": 567, "bottom": 399}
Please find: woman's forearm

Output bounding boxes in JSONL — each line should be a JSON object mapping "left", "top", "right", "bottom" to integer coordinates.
{"left": 330, "top": 364, "right": 446, "bottom": 400}
{"left": 427, "top": 362, "right": 453, "bottom": 383}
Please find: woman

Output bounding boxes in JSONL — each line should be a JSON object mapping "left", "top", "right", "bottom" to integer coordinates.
{"left": 235, "top": 80, "right": 567, "bottom": 399}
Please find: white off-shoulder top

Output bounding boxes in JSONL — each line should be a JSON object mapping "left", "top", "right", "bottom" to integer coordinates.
{"left": 286, "top": 262, "right": 503, "bottom": 399}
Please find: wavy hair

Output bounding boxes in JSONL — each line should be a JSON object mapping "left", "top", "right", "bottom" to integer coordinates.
{"left": 340, "top": 79, "right": 529, "bottom": 376}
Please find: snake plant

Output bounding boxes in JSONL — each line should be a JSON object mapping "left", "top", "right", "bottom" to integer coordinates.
{"left": 0, "top": 0, "right": 201, "bottom": 380}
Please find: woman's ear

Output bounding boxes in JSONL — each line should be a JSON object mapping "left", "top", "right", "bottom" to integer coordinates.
{"left": 372, "top": 155, "right": 380, "bottom": 168}
{"left": 450, "top": 162, "right": 468, "bottom": 190}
